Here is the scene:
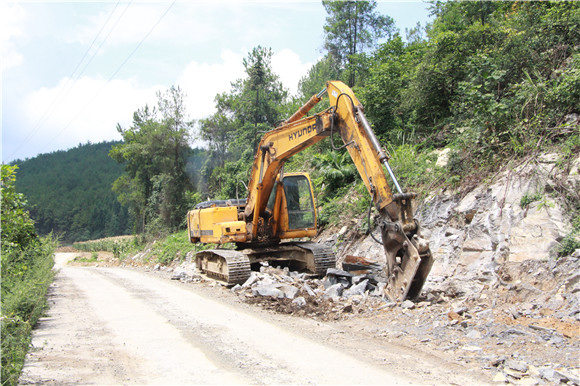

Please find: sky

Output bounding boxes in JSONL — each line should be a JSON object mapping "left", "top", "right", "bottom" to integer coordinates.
{"left": 1, "top": 0, "right": 433, "bottom": 163}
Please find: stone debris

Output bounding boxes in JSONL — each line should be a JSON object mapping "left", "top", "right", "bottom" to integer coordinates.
{"left": 292, "top": 296, "right": 306, "bottom": 308}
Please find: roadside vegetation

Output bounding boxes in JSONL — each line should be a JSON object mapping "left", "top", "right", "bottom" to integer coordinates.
{"left": 1, "top": 165, "right": 56, "bottom": 386}
{"left": 73, "top": 235, "right": 140, "bottom": 259}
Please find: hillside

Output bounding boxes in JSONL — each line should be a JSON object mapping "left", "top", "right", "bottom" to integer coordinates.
{"left": 12, "top": 141, "right": 131, "bottom": 242}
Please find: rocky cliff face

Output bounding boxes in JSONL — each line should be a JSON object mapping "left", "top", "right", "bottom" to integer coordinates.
{"left": 332, "top": 152, "right": 580, "bottom": 312}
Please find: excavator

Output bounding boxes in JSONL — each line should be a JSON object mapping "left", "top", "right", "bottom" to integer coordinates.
{"left": 187, "top": 81, "right": 433, "bottom": 301}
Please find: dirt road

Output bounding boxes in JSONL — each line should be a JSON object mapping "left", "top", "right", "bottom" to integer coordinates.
{"left": 20, "top": 253, "right": 490, "bottom": 385}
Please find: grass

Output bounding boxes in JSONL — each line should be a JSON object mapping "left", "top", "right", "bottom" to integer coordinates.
{"left": 72, "top": 252, "right": 99, "bottom": 263}
{"left": 150, "top": 230, "right": 197, "bottom": 265}
{"left": 73, "top": 235, "right": 140, "bottom": 259}
{"left": 71, "top": 232, "right": 206, "bottom": 266}
{"left": 1, "top": 237, "right": 56, "bottom": 386}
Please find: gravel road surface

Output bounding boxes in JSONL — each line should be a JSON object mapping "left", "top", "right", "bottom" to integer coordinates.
{"left": 19, "top": 253, "right": 490, "bottom": 384}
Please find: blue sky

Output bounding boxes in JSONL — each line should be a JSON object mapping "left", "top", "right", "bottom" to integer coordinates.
{"left": 1, "top": 1, "right": 432, "bottom": 163}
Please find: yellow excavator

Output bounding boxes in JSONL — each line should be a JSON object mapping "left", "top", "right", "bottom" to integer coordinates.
{"left": 187, "top": 81, "right": 433, "bottom": 301}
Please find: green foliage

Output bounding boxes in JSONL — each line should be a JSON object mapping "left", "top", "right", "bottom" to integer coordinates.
{"left": 150, "top": 230, "right": 196, "bottom": 265}
{"left": 322, "top": 0, "right": 395, "bottom": 86}
{"left": 558, "top": 216, "right": 580, "bottom": 257}
{"left": 387, "top": 144, "right": 442, "bottom": 194}
{"left": 73, "top": 252, "right": 99, "bottom": 263}
{"left": 298, "top": 55, "right": 342, "bottom": 102}
{"left": 1, "top": 166, "right": 37, "bottom": 253}
{"left": 199, "top": 46, "right": 289, "bottom": 200}
{"left": 1, "top": 165, "right": 56, "bottom": 386}
{"left": 312, "top": 151, "right": 358, "bottom": 194}
{"left": 73, "top": 236, "right": 140, "bottom": 260}
{"left": 11, "top": 142, "right": 130, "bottom": 243}
{"left": 111, "top": 86, "right": 194, "bottom": 234}
{"left": 358, "top": 0, "right": 580, "bottom": 161}
{"left": 357, "top": 35, "right": 425, "bottom": 143}
{"left": 520, "top": 192, "right": 543, "bottom": 209}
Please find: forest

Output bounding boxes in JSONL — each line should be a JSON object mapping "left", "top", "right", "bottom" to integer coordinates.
{"left": 13, "top": 1, "right": 580, "bottom": 243}
{"left": 12, "top": 142, "right": 132, "bottom": 242}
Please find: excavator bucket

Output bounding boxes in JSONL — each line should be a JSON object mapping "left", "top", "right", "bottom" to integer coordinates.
{"left": 380, "top": 195, "right": 434, "bottom": 302}
{"left": 382, "top": 227, "right": 433, "bottom": 302}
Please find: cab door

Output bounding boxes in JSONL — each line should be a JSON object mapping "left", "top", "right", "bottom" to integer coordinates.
{"left": 277, "top": 173, "right": 317, "bottom": 239}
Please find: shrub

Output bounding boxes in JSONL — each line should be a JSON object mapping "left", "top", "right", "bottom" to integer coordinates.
{"left": 1, "top": 165, "right": 56, "bottom": 385}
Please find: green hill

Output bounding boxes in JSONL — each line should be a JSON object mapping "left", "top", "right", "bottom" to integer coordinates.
{"left": 12, "top": 141, "right": 131, "bottom": 243}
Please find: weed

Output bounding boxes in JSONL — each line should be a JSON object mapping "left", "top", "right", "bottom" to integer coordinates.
{"left": 151, "top": 230, "right": 196, "bottom": 265}
{"left": 558, "top": 216, "right": 580, "bottom": 257}
{"left": 520, "top": 192, "right": 543, "bottom": 209}
{"left": 72, "top": 252, "right": 99, "bottom": 263}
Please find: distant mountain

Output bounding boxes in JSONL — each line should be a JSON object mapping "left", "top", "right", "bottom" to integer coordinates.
{"left": 12, "top": 141, "right": 131, "bottom": 243}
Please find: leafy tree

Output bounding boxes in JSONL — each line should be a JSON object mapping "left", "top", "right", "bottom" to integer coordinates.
{"left": 312, "top": 151, "right": 358, "bottom": 194}
{"left": 199, "top": 46, "right": 288, "bottom": 199}
{"left": 110, "top": 86, "right": 194, "bottom": 233}
{"left": 1, "top": 166, "right": 37, "bottom": 253}
{"left": 322, "top": 0, "right": 395, "bottom": 86}
{"left": 357, "top": 35, "right": 422, "bottom": 143}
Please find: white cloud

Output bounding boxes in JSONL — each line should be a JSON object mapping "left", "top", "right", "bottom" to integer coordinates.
{"left": 22, "top": 76, "right": 161, "bottom": 155}
{"left": 271, "top": 49, "right": 313, "bottom": 96}
{"left": 9, "top": 47, "right": 314, "bottom": 160}
{"left": 0, "top": 2, "right": 26, "bottom": 70}
{"left": 176, "top": 48, "right": 312, "bottom": 124}
{"left": 176, "top": 49, "right": 246, "bottom": 120}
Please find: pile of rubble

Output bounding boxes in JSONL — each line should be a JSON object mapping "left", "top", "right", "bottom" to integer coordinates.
{"left": 230, "top": 265, "right": 395, "bottom": 320}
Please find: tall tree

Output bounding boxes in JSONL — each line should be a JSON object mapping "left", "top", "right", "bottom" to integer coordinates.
{"left": 110, "top": 86, "right": 194, "bottom": 233}
{"left": 199, "top": 46, "right": 288, "bottom": 199}
{"left": 322, "top": 0, "right": 395, "bottom": 86}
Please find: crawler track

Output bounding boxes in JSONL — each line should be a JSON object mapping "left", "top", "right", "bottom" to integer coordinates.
{"left": 195, "top": 249, "right": 251, "bottom": 285}
{"left": 196, "top": 242, "right": 337, "bottom": 286}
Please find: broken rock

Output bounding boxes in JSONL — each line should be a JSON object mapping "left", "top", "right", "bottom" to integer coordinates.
{"left": 505, "top": 359, "right": 529, "bottom": 373}
{"left": 401, "top": 300, "right": 415, "bottom": 309}
{"left": 324, "top": 283, "right": 344, "bottom": 299}
{"left": 292, "top": 296, "right": 306, "bottom": 308}
{"left": 242, "top": 273, "right": 259, "bottom": 288}
{"left": 343, "top": 279, "right": 369, "bottom": 298}
{"left": 252, "top": 284, "right": 285, "bottom": 299}
{"left": 278, "top": 284, "right": 299, "bottom": 299}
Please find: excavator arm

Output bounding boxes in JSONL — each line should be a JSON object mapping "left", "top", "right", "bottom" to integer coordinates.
{"left": 243, "top": 81, "right": 433, "bottom": 301}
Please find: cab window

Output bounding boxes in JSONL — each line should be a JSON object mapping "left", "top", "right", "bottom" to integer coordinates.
{"left": 283, "top": 175, "right": 315, "bottom": 229}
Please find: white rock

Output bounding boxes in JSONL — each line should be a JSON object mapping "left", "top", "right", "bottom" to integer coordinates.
{"left": 292, "top": 296, "right": 307, "bottom": 308}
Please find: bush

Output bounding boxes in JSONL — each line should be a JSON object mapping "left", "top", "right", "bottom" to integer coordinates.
{"left": 150, "top": 230, "right": 197, "bottom": 265}
{"left": 1, "top": 165, "right": 56, "bottom": 385}
{"left": 559, "top": 216, "right": 580, "bottom": 257}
